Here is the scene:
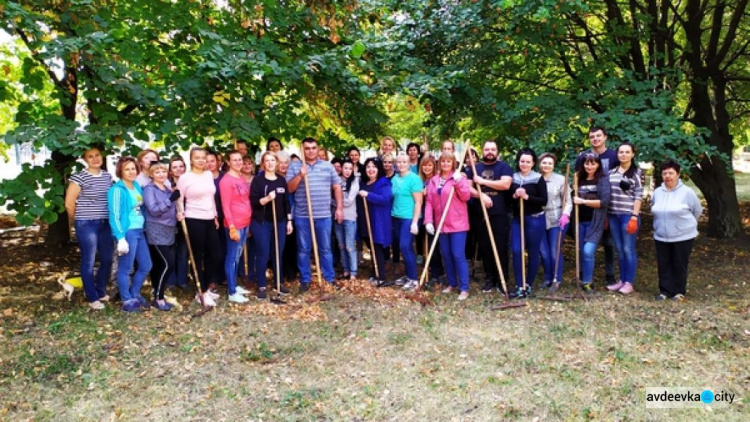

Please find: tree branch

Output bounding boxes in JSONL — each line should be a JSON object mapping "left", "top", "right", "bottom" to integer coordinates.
{"left": 708, "top": 0, "right": 749, "bottom": 69}
{"left": 14, "top": 27, "right": 62, "bottom": 87}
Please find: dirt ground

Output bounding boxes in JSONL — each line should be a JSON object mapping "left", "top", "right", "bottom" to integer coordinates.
{"left": 0, "top": 208, "right": 748, "bottom": 421}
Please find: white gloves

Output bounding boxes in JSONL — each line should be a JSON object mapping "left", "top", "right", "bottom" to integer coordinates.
{"left": 359, "top": 191, "right": 368, "bottom": 198}
{"left": 267, "top": 190, "right": 276, "bottom": 201}
{"left": 117, "top": 238, "right": 129, "bottom": 256}
{"left": 425, "top": 223, "right": 435, "bottom": 235}
{"left": 410, "top": 223, "right": 418, "bottom": 235}
{"left": 453, "top": 171, "right": 462, "bottom": 182}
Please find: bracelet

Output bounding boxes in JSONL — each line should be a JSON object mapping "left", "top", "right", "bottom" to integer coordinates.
{"left": 631, "top": 214, "right": 638, "bottom": 218}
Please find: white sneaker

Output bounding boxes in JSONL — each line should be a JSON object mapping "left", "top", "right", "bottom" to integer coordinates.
{"left": 206, "top": 290, "right": 220, "bottom": 300}
{"left": 88, "top": 301, "right": 105, "bottom": 310}
{"left": 235, "top": 286, "right": 251, "bottom": 295}
{"left": 457, "top": 291, "right": 469, "bottom": 301}
{"left": 195, "top": 293, "right": 217, "bottom": 307}
{"left": 402, "top": 279, "right": 418, "bottom": 291}
{"left": 228, "top": 293, "right": 249, "bottom": 303}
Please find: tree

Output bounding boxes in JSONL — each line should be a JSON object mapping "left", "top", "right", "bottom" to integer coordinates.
{"left": 1, "top": 0, "right": 386, "bottom": 245}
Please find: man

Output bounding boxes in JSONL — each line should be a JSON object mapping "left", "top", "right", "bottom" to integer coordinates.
{"left": 575, "top": 126, "right": 618, "bottom": 285}
{"left": 286, "top": 137, "right": 344, "bottom": 291}
{"left": 466, "top": 140, "right": 513, "bottom": 293}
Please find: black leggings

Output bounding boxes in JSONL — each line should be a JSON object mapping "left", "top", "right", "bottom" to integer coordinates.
{"left": 185, "top": 218, "right": 222, "bottom": 293}
{"left": 149, "top": 244, "right": 175, "bottom": 300}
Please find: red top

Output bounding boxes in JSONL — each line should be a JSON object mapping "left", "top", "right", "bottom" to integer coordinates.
{"left": 219, "top": 173, "right": 252, "bottom": 229}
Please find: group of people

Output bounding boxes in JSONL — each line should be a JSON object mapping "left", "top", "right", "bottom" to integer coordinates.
{"left": 64, "top": 127, "right": 703, "bottom": 312}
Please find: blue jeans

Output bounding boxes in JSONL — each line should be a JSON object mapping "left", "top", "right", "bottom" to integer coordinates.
{"left": 224, "top": 226, "right": 249, "bottom": 295}
{"left": 75, "top": 219, "right": 114, "bottom": 302}
{"left": 578, "top": 222, "right": 599, "bottom": 284}
{"left": 393, "top": 218, "right": 417, "bottom": 280}
{"left": 334, "top": 220, "right": 358, "bottom": 276}
{"left": 252, "top": 220, "right": 287, "bottom": 288}
{"left": 116, "top": 229, "right": 152, "bottom": 303}
{"left": 511, "top": 214, "right": 546, "bottom": 288}
{"left": 439, "top": 231, "right": 469, "bottom": 292}
{"left": 608, "top": 214, "right": 640, "bottom": 283}
{"left": 295, "top": 217, "right": 334, "bottom": 284}
{"left": 540, "top": 225, "right": 567, "bottom": 284}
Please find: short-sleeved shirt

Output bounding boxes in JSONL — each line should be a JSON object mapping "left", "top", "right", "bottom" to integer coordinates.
{"left": 465, "top": 160, "right": 513, "bottom": 216}
{"left": 69, "top": 170, "right": 113, "bottom": 220}
{"left": 286, "top": 158, "right": 340, "bottom": 219}
{"left": 127, "top": 187, "right": 145, "bottom": 229}
{"left": 390, "top": 171, "right": 422, "bottom": 219}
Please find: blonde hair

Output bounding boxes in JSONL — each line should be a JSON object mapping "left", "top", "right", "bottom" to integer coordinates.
{"left": 148, "top": 162, "right": 168, "bottom": 176}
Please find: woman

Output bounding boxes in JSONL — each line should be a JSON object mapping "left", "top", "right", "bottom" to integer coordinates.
{"left": 607, "top": 142, "right": 643, "bottom": 294}
{"left": 176, "top": 147, "right": 222, "bottom": 307}
{"left": 441, "top": 140, "right": 455, "bottom": 157}
{"left": 572, "top": 154, "right": 611, "bottom": 291}
{"left": 277, "top": 151, "right": 299, "bottom": 283}
{"left": 65, "top": 147, "right": 114, "bottom": 310}
{"left": 347, "top": 146, "right": 365, "bottom": 176}
{"left": 335, "top": 160, "right": 360, "bottom": 280}
{"left": 135, "top": 149, "right": 161, "bottom": 188}
{"left": 651, "top": 161, "right": 702, "bottom": 301}
{"left": 539, "top": 153, "right": 572, "bottom": 289}
{"left": 425, "top": 153, "right": 472, "bottom": 300}
{"left": 380, "top": 136, "right": 397, "bottom": 157}
{"left": 167, "top": 156, "right": 189, "bottom": 290}
{"left": 108, "top": 156, "right": 153, "bottom": 312}
{"left": 266, "top": 137, "right": 283, "bottom": 152}
{"left": 418, "top": 156, "right": 444, "bottom": 286}
{"left": 219, "top": 150, "right": 254, "bottom": 303}
{"left": 241, "top": 155, "right": 255, "bottom": 182}
{"left": 251, "top": 152, "right": 293, "bottom": 299}
{"left": 391, "top": 152, "right": 424, "bottom": 289}
{"left": 509, "top": 148, "right": 548, "bottom": 298}
{"left": 382, "top": 153, "right": 396, "bottom": 180}
{"left": 406, "top": 142, "right": 421, "bottom": 174}
{"left": 358, "top": 158, "right": 393, "bottom": 285}
{"left": 142, "top": 162, "right": 180, "bottom": 311}
{"left": 207, "top": 149, "right": 227, "bottom": 288}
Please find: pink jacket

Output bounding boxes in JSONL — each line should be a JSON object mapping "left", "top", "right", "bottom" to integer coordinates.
{"left": 425, "top": 175, "right": 471, "bottom": 233}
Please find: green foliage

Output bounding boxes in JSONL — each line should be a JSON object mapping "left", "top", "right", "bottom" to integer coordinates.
{"left": 0, "top": 161, "right": 65, "bottom": 225}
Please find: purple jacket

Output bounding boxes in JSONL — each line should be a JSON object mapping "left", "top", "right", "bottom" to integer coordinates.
{"left": 143, "top": 183, "right": 178, "bottom": 227}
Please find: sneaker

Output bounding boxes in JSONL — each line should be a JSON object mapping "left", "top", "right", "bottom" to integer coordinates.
{"left": 299, "top": 283, "right": 310, "bottom": 293}
{"left": 376, "top": 279, "right": 395, "bottom": 288}
{"left": 153, "top": 300, "right": 173, "bottom": 311}
{"left": 88, "top": 301, "right": 105, "bottom": 310}
{"left": 229, "top": 293, "right": 250, "bottom": 303}
{"left": 195, "top": 293, "right": 217, "bottom": 307}
{"left": 671, "top": 293, "right": 685, "bottom": 302}
{"left": 207, "top": 289, "right": 221, "bottom": 300}
{"left": 137, "top": 296, "right": 151, "bottom": 310}
{"left": 656, "top": 294, "right": 668, "bottom": 301}
{"left": 525, "top": 286, "right": 533, "bottom": 297}
{"left": 543, "top": 280, "right": 553, "bottom": 289}
{"left": 256, "top": 289, "right": 268, "bottom": 300}
{"left": 121, "top": 300, "right": 142, "bottom": 313}
{"left": 394, "top": 276, "right": 408, "bottom": 287}
{"left": 509, "top": 287, "right": 527, "bottom": 299}
{"left": 402, "top": 279, "right": 418, "bottom": 291}
{"left": 441, "top": 286, "right": 454, "bottom": 294}
{"left": 606, "top": 281, "right": 624, "bottom": 292}
{"left": 457, "top": 291, "right": 469, "bottom": 301}
{"left": 582, "top": 283, "right": 594, "bottom": 294}
{"left": 99, "top": 295, "right": 110, "bottom": 303}
{"left": 618, "top": 283, "right": 634, "bottom": 294}
{"left": 274, "top": 285, "right": 291, "bottom": 295}
{"left": 235, "top": 285, "right": 251, "bottom": 295}
{"left": 368, "top": 277, "right": 378, "bottom": 287}
{"left": 481, "top": 280, "right": 497, "bottom": 293}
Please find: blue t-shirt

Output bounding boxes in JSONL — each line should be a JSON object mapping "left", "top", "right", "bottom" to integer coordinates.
{"left": 127, "top": 187, "right": 145, "bottom": 229}
{"left": 391, "top": 172, "right": 422, "bottom": 219}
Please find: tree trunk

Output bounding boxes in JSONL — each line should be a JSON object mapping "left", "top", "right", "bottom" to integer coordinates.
{"left": 45, "top": 150, "right": 75, "bottom": 247}
{"left": 689, "top": 133, "right": 744, "bottom": 238}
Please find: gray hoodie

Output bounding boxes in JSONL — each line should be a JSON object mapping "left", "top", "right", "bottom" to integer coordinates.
{"left": 651, "top": 180, "right": 702, "bottom": 242}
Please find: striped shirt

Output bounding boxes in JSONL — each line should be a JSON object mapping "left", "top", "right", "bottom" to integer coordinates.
{"left": 608, "top": 167, "right": 643, "bottom": 215}
{"left": 286, "top": 159, "right": 340, "bottom": 219}
{"left": 69, "top": 170, "right": 113, "bottom": 219}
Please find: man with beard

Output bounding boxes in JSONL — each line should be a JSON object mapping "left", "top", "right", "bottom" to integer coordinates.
{"left": 466, "top": 140, "right": 513, "bottom": 293}
{"left": 575, "top": 126, "right": 618, "bottom": 286}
